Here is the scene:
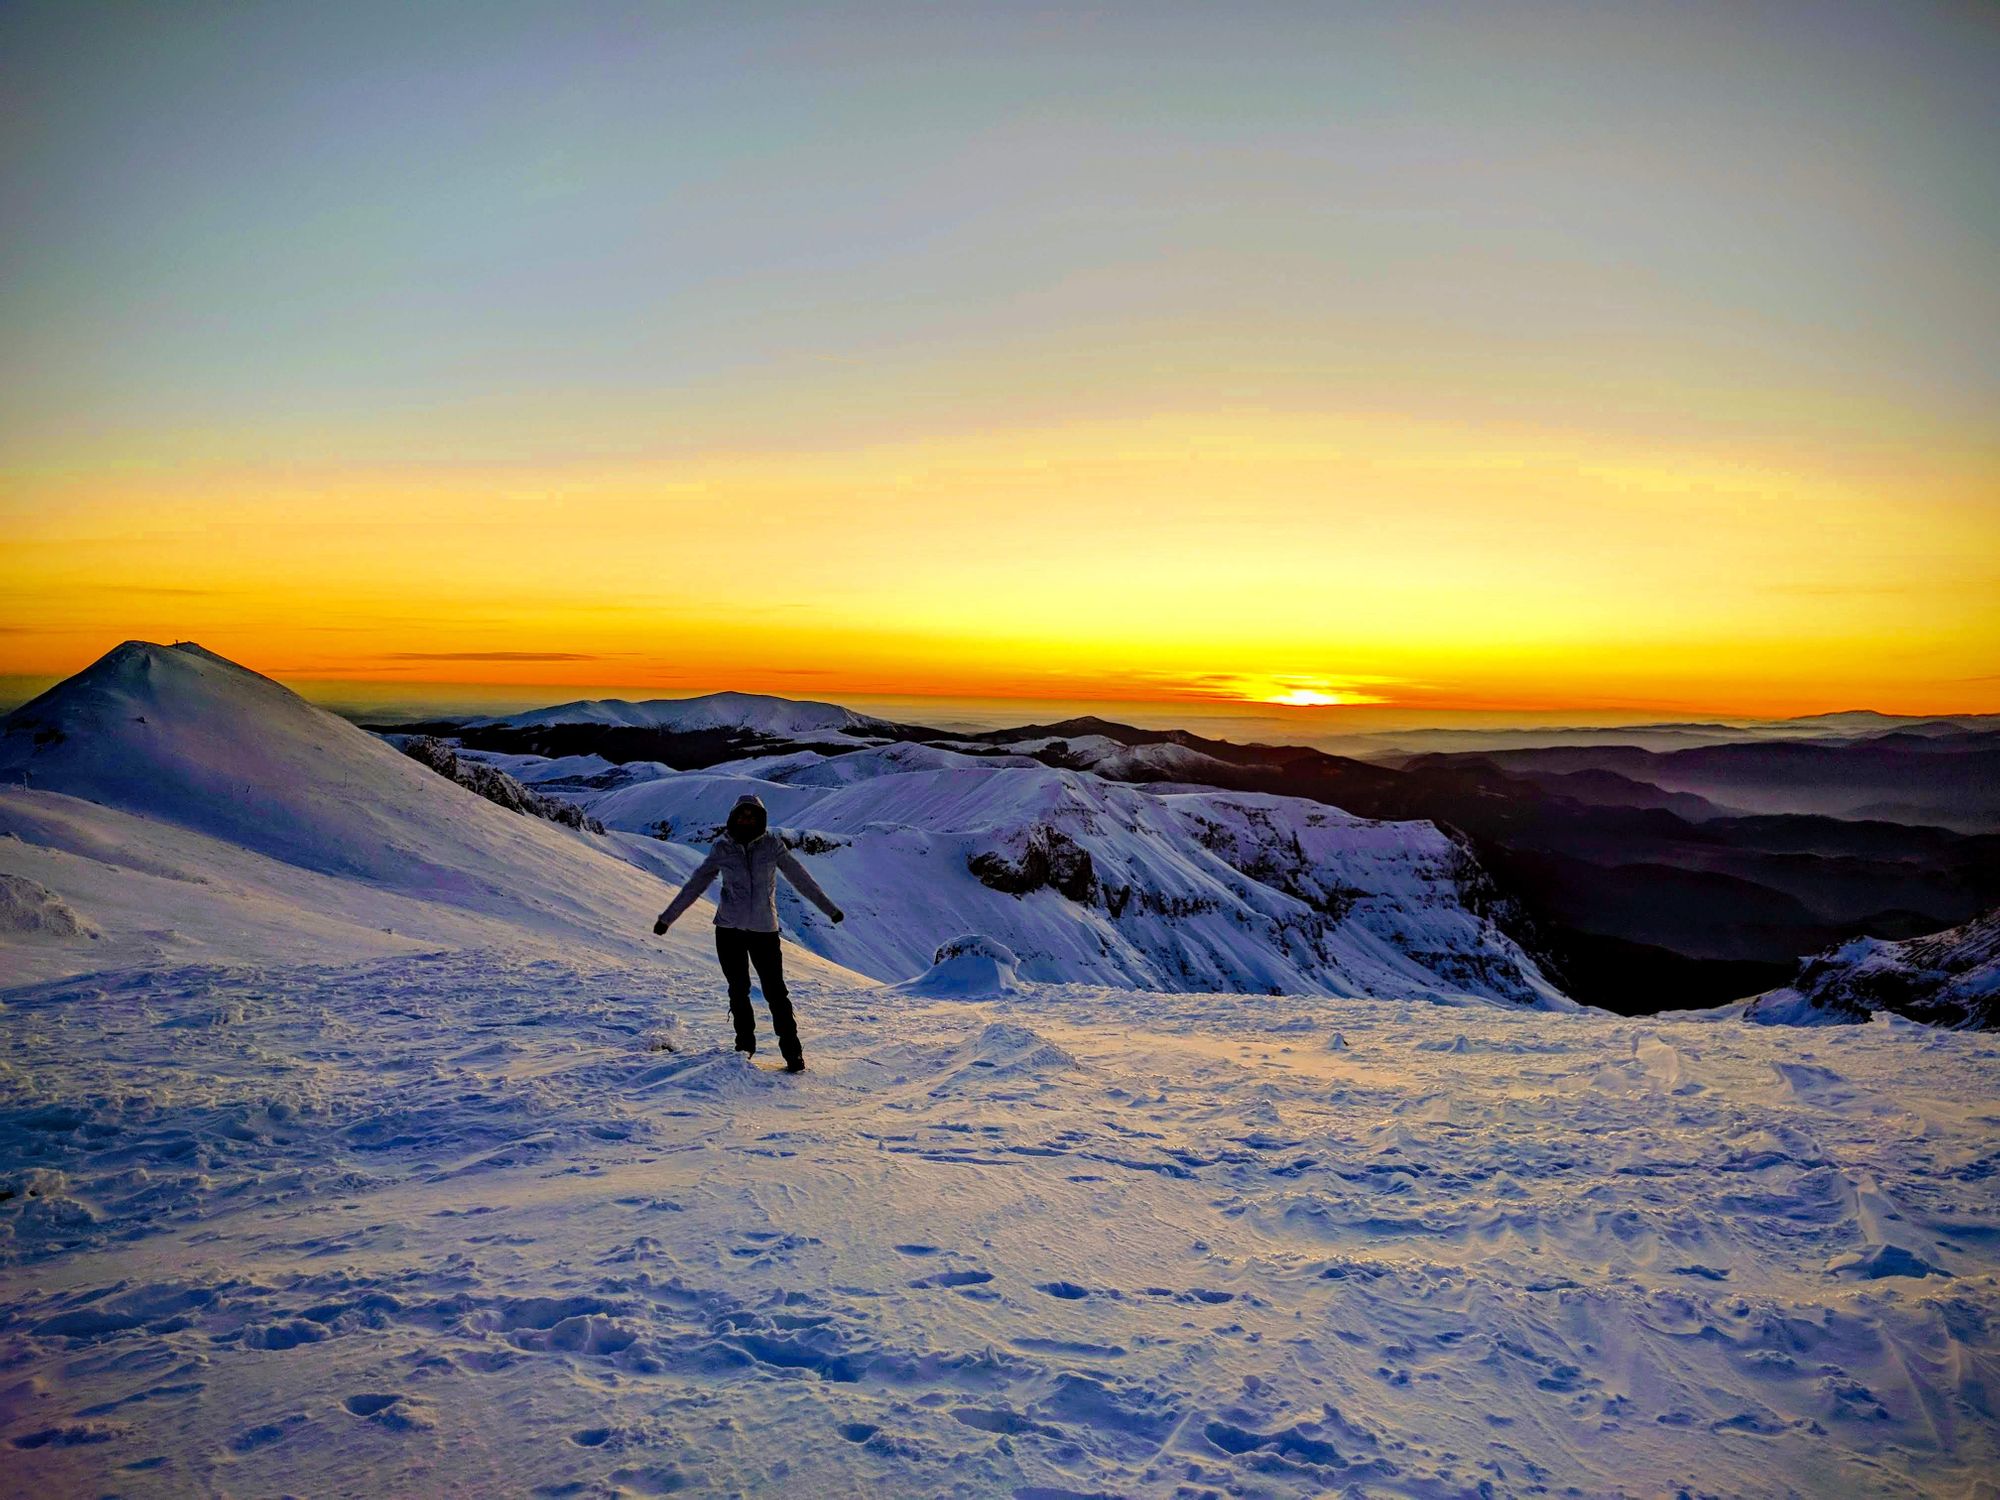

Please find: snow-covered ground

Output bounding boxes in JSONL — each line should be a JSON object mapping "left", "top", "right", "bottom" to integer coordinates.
{"left": 5, "top": 952, "right": 1998, "bottom": 1497}
{"left": 4, "top": 645, "right": 1999, "bottom": 1496}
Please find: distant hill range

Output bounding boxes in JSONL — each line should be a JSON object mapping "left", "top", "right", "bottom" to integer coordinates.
{"left": 369, "top": 690, "right": 2000, "bottom": 1017}
{"left": 1402, "top": 735, "right": 2000, "bottom": 833}
{"left": 1345, "top": 708, "right": 2000, "bottom": 760}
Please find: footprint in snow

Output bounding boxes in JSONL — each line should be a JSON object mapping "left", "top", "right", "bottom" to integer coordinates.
{"left": 341, "top": 1392, "right": 434, "bottom": 1431}
{"left": 227, "top": 1413, "right": 307, "bottom": 1453}
{"left": 12, "top": 1421, "right": 122, "bottom": 1450}
{"left": 951, "top": 1406, "right": 1064, "bottom": 1438}
{"left": 910, "top": 1268, "right": 993, "bottom": 1289}
{"left": 606, "top": 1463, "right": 692, "bottom": 1495}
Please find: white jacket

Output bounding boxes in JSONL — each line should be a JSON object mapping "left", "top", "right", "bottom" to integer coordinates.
{"left": 656, "top": 796, "right": 840, "bottom": 934}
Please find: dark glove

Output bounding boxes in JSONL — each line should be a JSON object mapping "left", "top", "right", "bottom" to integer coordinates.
{"left": 653, "top": 915, "right": 670, "bottom": 936}
{"left": 831, "top": 909, "right": 845, "bottom": 925}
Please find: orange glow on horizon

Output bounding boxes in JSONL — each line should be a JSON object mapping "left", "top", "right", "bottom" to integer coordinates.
{"left": 4, "top": 409, "right": 1997, "bottom": 722}
{"left": 5, "top": 4, "right": 1997, "bottom": 732}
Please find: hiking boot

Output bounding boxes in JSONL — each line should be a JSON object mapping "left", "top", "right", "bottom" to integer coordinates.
{"left": 784, "top": 1058, "right": 805, "bottom": 1074}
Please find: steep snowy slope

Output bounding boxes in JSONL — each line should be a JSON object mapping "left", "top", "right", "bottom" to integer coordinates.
{"left": 572, "top": 744, "right": 1571, "bottom": 1007}
{"left": 0, "top": 643, "right": 844, "bottom": 982}
{"left": 472, "top": 689, "right": 893, "bottom": 736}
{"left": 1722, "top": 908, "right": 2000, "bottom": 1028}
{"left": 993, "top": 732, "right": 1245, "bottom": 783}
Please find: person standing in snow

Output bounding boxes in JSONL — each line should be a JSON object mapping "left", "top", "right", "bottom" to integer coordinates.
{"left": 652, "top": 792, "right": 844, "bottom": 1072}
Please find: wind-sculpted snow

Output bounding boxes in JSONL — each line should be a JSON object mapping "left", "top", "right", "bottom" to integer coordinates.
{"left": 571, "top": 745, "right": 1571, "bottom": 1009}
{"left": 4, "top": 953, "right": 1997, "bottom": 1496}
{"left": 892, "top": 934, "right": 1027, "bottom": 999}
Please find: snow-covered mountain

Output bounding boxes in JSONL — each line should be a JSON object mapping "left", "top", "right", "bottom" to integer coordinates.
{"left": 0, "top": 642, "right": 851, "bottom": 984}
{"left": 958, "top": 732, "right": 1243, "bottom": 784}
{"left": 0, "top": 643, "right": 1559, "bottom": 1010}
{"left": 428, "top": 690, "right": 2000, "bottom": 1014}
{"left": 540, "top": 741, "right": 1574, "bottom": 1008}
{"left": 1723, "top": 908, "right": 2000, "bottom": 1028}
{"left": 471, "top": 689, "right": 893, "bottom": 736}
{"left": 8, "top": 648, "right": 2000, "bottom": 1499}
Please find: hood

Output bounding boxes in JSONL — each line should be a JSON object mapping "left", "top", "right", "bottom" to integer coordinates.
{"left": 727, "top": 793, "right": 769, "bottom": 842}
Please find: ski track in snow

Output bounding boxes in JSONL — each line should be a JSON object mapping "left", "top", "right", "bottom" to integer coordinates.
{"left": 5, "top": 952, "right": 1999, "bottom": 1498}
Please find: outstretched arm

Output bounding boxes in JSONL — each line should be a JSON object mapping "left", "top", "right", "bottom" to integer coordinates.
{"left": 776, "top": 846, "right": 844, "bottom": 923}
{"left": 653, "top": 847, "right": 721, "bottom": 933}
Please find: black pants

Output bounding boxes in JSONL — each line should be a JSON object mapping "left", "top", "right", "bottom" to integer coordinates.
{"left": 715, "top": 926, "right": 800, "bottom": 1065}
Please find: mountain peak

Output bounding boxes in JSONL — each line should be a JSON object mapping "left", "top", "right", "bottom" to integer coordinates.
{"left": 5, "top": 638, "right": 285, "bottom": 733}
{"left": 472, "top": 689, "right": 892, "bottom": 736}
{"left": 2, "top": 641, "right": 613, "bottom": 903}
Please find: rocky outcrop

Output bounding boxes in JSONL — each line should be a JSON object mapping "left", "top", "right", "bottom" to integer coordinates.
{"left": 399, "top": 737, "right": 606, "bottom": 835}
{"left": 1740, "top": 909, "right": 2000, "bottom": 1028}
{"left": 967, "top": 825, "right": 1097, "bottom": 904}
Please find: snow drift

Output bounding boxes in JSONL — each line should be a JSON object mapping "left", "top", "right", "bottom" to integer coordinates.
{"left": 891, "top": 933, "right": 1026, "bottom": 999}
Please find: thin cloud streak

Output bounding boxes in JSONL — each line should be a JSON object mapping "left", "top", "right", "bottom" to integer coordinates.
{"left": 383, "top": 651, "right": 611, "bottom": 663}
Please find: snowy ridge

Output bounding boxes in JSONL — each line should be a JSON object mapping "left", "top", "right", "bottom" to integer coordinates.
{"left": 1003, "top": 732, "right": 1243, "bottom": 782}
{"left": 1722, "top": 908, "right": 2000, "bottom": 1029}
{"left": 573, "top": 742, "right": 1572, "bottom": 1008}
{"left": 470, "top": 689, "right": 893, "bottom": 736}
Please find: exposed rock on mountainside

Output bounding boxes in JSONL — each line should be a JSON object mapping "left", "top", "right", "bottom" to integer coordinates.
{"left": 539, "top": 740, "right": 1575, "bottom": 1008}
{"left": 398, "top": 735, "right": 606, "bottom": 833}
{"left": 968, "top": 825, "right": 1098, "bottom": 903}
{"left": 1735, "top": 909, "right": 2000, "bottom": 1028}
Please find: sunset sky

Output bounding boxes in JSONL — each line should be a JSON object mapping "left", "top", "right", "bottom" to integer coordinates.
{"left": 3, "top": 1, "right": 1996, "bottom": 720}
